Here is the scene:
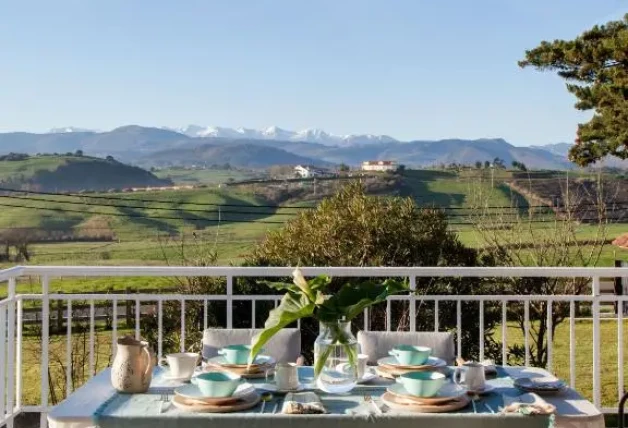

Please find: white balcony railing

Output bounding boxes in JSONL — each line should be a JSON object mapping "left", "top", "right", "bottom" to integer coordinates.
{"left": 0, "top": 265, "right": 627, "bottom": 428}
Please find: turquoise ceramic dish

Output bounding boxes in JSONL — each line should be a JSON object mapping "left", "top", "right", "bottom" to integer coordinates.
{"left": 218, "top": 344, "right": 263, "bottom": 365}
{"left": 388, "top": 344, "right": 432, "bottom": 366}
{"left": 396, "top": 371, "right": 446, "bottom": 397}
{"left": 191, "top": 371, "right": 241, "bottom": 397}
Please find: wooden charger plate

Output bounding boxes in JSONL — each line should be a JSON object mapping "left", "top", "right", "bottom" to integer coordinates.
{"left": 376, "top": 365, "right": 447, "bottom": 379}
{"left": 386, "top": 384, "right": 466, "bottom": 405}
{"left": 172, "top": 391, "right": 261, "bottom": 413}
{"left": 204, "top": 363, "right": 270, "bottom": 379}
{"left": 381, "top": 391, "right": 470, "bottom": 413}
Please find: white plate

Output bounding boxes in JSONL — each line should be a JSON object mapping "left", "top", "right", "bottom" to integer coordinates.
{"left": 336, "top": 363, "right": 378, "bottom": 384}
{"left": 514, "top": 377, "right": 566, "bottom": 393}
{"left": 387, "top": 382, "right": 466, "bottom": 404}
{"left": 377, "top": 356, "right": 447, "bottom": 369}
{"left": 163, "top": 372, "right": 194, "bottom": 382}
{"left": 256, "top": 382, "right": 307, "bottom": 393}
{"left": 174, "top": 382, "right": 255, "bottom": 402}
{"left": 206, "top": 355, "right": 275, "bottom": 367}
{"left": 464, "top": 384, "right": 495, "bottom": 395}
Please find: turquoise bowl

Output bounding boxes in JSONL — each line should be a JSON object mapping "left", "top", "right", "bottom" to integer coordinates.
{"left": 388, "top": 344, "right": 432, "bottom": 366}
{"left": 218, "top": 344, "right": 260, "bottom": 365}
{"left": 191, "top": 371, "right": 241, "bottom": 397}
{"left": 397, "top": 371, "right": 446, "bottom": 397}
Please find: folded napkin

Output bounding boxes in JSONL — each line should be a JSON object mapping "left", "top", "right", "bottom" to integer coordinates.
{"left": 501, "top": 393, "right": 556, "bottom": 415}
{"left": 456, "top": 358, "right": 497, "bottom": 375}
{"left": 281, "top": 392, "right": 326, "bottom": 414}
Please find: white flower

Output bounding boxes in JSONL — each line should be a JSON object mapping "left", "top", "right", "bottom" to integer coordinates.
{"left": 292, "top": 267, "right": 312, "bottom": 296}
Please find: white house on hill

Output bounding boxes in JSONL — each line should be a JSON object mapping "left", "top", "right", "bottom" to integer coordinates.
{"left": 361, "top": 160, "right": 397, "bottom": 172}
{"left": 294, "top": 165, "right": 327, "bottom": 178}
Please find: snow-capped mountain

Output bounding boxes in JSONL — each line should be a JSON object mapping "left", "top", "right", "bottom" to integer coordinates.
{"left": 172, "top": 124, "right": 400, "bottom": 146}
{"left": 49, "top": 127, "right": 96, "bottom": 134}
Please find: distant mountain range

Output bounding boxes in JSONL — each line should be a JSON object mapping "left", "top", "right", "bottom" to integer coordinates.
{"left": 0, "top": 124, "right": 618, "bottom": 170}
{"left": 164, "top": 125, "right": 398, "bottom": 147}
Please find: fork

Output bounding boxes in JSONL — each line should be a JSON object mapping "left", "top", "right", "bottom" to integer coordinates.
{"left": 364, "top": 395, "right": 383, "bottom": 415}
{"left": 159, "top": 393, "right": 170, "bottom": 413}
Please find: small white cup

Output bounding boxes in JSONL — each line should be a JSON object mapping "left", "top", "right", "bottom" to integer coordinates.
{"left": 454, "top": 362, "right": 486, "bottom": 391}
{"left": 274, "top": 362, "right": 299, "bottom": 390}
{"left": 160, "top": 352, "right": 199, "bottom": 379}
{"left": 357, "top": 354, "right": 369, "bottom": 379}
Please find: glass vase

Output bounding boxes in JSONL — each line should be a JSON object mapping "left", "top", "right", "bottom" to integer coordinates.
{"left": 313, "top": 320, "right": 359, "bottom": 393}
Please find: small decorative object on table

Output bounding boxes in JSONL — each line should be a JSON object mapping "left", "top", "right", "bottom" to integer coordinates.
{"left": 111, "top": 336, "right": 155, "bottom": 393}
{"left": 249, "top": 268, "right": 407, "bottom": 393}
{"left": 501, "top": 393, "right": 556, "bottom": 415}
{"left": 281, "top": 392, "right": 326, "bottom": 414}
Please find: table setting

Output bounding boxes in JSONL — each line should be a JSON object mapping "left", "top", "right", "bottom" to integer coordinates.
{"left": 48, "top": 269, "right": 604, "bottom": 428}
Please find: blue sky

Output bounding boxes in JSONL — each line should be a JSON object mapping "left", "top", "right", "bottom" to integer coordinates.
{"left": 1, "top": 1, "right": 625, "bottom": 145}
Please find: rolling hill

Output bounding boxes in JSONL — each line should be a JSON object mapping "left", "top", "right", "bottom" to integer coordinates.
{"left": 0, "top": 155, "right": 171, "bottom": 192}
{"left": 142, "top": 143, "right": 332, "bottom": 168}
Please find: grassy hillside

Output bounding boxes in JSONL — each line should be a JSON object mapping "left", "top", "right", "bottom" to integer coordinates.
{"left": 153, "top": 167, "right": 263, "bottom": 185}
{"left": 143, "top": 143, "right": 332, "bottom": 168}
{"left": 0, "top": 155, "right": 171, "bottom": 192}
{"left": 0, "top": 168, "right": 624, "bottom": 273}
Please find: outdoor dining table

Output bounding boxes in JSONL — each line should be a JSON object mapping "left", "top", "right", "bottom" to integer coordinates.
{"left": 47, "top": 366, "right": 604, "bottom": 428}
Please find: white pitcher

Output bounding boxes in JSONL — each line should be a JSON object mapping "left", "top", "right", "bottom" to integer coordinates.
{"left": 111, "top": 336, "right": 154, "bottom": 393}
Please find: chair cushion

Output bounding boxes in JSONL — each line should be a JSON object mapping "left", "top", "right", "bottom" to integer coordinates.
{"left": 202, "top": 328, "right": 301, "bottom": 363}
{"left": 357, "top": 331, "right": 456, "bottom": 365}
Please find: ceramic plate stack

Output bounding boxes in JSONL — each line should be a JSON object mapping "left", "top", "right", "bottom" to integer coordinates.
{"left": 172, "top": 383, "right": 261, "bottom": 413}
{"left": 382, "top": 383, "right": 470, "bottom": 413}
{"left": 376, "top": 356, "right": 447, "bottom": 378}
{"left": 204, "top": 355, "right": 276, "bottom": 379}
{"left": 513, "top": 377, "right": 567, "bottom": 396}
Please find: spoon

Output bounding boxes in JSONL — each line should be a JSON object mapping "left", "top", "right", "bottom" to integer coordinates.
{"left": 260, "top": 392, "right": 273, "bottom": 413}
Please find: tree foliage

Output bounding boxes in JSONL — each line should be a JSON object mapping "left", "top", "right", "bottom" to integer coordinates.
{"left": 519, "top": 14, "right": 628, "bottom": 165}
{"left": 247, "top": 183, "right": 501, "bottom": 361}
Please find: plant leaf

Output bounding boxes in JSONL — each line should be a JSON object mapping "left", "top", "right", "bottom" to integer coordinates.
{"left": 249, "top": 292, "right": 315, "bottom": 364}
{"left": 262, "top": 281, "right": 300, "bottom": 293}
{"left": 308, "top": 275, "right": 332, "bottom": 291}
{"left": 317, "top": 279, "right": 408, "bottom": 322}
{"left": 314, "top": 344, "right": 334, "bottom": 378}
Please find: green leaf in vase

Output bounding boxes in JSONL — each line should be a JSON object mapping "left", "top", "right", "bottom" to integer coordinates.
{"left": 262, "top": 281, "right": 301, "bottom": 294}
{"left": 248, "top": 292, "right": 315, "bottom": 364}
{"left": 308, "top": 275, "right": 332, "bottom": 291}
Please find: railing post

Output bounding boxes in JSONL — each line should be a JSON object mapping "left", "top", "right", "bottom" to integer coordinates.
{"left": 56, "top": 291, "right": 64, "bottom": 333}
{"left": 7, "top": 277, "right": 16, "bottom": 418}
{"left": 41, "top": 275, "right": 50, "bottom": 428}
{"left": 226, "top": 276, "right": 233, "bottom": 329}
{"left": 592, "top": 276, "right": 601, "bottom": 409}
{"left": 0, "top": 298, "right": 7, "bottom": 421}
{"left": 409, "top": 277, "right": 416, "bottom": 332}
{"left": 125, "top": 287, "right": 131, "bottom": 328}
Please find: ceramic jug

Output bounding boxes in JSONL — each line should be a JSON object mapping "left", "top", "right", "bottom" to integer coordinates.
{"left": 111, "top": 336, "right": 154, "bottom": 393}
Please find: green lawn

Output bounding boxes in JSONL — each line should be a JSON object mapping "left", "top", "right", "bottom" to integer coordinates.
{"left": 494, "top": 318, "right": 628, "bottom": 407}
{"left": 15, "top": 319, "right": 628, "bottom": 408}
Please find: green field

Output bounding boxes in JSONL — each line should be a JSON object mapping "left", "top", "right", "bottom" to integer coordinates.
{"left": 153, "top": 167, "right": 263, "bottom": 185}
{"left": 0, "top": 168, "right": 625, "bottom": 299}
{"left": 0, "top": 155, "right": 70, "bottom": 180}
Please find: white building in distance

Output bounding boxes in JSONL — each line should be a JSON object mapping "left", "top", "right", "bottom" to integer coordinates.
{"left": 294, "top": 165, "right": 328, "bottom": 178}
{"left": 361, "top": 160, "right": 397, "bottom": 172}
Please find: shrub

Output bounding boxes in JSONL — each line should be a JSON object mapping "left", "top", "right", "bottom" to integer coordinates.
{"left": 245, "top": 182, "right": 500, "bottom": 361}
